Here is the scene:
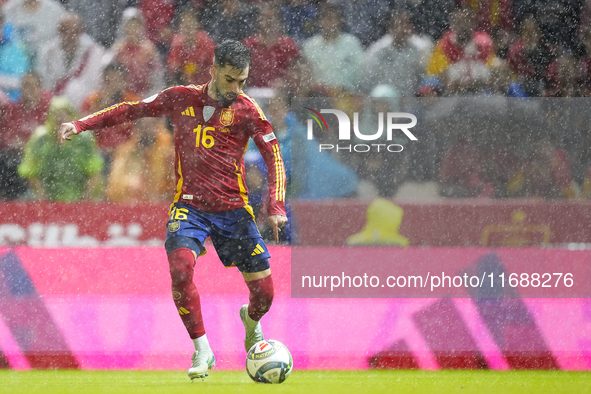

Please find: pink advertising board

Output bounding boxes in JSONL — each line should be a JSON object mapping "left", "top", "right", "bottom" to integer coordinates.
{"left": 0, "top": 246, "right": 590, "bottom": 370}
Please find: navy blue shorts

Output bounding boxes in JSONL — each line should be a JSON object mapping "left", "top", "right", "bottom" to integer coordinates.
{"left": 164, "top": 202, "right": 270, "bottom": 273}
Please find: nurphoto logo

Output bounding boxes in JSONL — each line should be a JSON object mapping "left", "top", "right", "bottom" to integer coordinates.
{"left": 304, "top": 107, "right": 418, "bottom": 153}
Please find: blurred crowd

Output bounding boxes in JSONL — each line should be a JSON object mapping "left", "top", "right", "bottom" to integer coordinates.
{"left": 1, "top": 0, "right": 591, "bottom": 212}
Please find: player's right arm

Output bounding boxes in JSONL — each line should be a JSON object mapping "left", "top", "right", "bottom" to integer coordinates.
{"left": 58, "top": 87, "right": 185, "bottom": 142}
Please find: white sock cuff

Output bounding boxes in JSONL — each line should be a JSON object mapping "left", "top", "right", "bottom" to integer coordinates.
{"left": 193, "top": 334, "right": 210, "bottom": 351}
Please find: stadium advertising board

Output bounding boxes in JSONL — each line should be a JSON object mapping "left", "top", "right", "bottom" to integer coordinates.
{"left": 0, "top": 247, "right": 590, "bottom": 371}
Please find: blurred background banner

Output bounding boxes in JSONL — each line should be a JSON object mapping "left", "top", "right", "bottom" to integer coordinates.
{"left": 1, "top": 200, "right": 591, "bottom": 247}
{"left": 1, "top": 246, "right": 591, "bottom": 371}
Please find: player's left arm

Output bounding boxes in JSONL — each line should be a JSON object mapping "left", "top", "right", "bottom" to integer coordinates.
{"left": 249, "top": 108, "right": 288, "bottom": 242}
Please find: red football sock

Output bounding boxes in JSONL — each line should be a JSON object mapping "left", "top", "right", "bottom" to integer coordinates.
{"left": 168, "top": 247, "right": 205, "bottom": 339}
{"left": 246, "top": 275, "right": 275, "bottom": 321}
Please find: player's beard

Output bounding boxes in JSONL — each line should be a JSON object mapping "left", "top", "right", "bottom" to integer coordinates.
{"left": 217, "top": 91, "right": 237, "bottom": 107}
{"left": 214, "top": 80, "right": 238, "bottom": 107}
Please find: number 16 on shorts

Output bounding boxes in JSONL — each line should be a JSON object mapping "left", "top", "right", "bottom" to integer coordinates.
{"left": 169, "top": 206, "right": 189, "bottom": 221}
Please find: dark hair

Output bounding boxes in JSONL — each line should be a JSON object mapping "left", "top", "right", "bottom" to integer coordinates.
{"left": 213, "top": 39, "right": 252, "bottom": 70}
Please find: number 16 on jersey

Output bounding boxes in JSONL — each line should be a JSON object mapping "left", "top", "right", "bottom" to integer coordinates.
{"left": 193, "top": 125, "right": 215, "bottom": 148}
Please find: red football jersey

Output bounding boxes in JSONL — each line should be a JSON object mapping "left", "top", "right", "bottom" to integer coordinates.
{"left": 72, "top": 83, "right": 286, "bottom": 216}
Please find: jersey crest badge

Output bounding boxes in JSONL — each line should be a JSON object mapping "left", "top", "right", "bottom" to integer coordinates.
{"left": 168, "top": 221, "right": 181, "bottom": 233}
{"left": 203, "top": 106, "right": 215, "bottom": 122}
{"left": 220, "top": 108, "right": 235, "bottom": 126}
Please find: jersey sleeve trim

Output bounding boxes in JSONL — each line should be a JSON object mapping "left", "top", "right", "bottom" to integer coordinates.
{"left": 272, "top": 144, "right": 286, "bottom": 202}
{"left": 78, "top": 101, "right": 140, "bottom": 123}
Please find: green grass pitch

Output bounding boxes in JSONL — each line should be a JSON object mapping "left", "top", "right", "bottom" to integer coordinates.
{"left": 1, "top": 370, "right": 591, "bottom": 394}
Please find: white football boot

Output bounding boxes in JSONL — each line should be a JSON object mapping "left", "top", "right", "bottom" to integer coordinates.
{"left": 240, "top": 304, "right": 264, "bottom": 352}
{"left": 188, "top": 348, "right": 215, "bottom": 380}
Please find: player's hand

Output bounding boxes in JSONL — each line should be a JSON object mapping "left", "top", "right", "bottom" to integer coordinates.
{"left": 268, "top": 215, "right": 288, "bottom": 243}
{"left": 58, "top": 122, "right": 77, "bottom": 143}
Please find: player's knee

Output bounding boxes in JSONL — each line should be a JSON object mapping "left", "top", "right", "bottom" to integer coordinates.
{"left": 167, "top": 247, "right": 195, "bottom": 287}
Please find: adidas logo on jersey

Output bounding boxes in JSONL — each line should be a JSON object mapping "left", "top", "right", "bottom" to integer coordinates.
{"left": 251, "top": 244, "right": 265, "bottom": 256}
{"left": 182, "top": 107, "right": 195, "bottom": 117}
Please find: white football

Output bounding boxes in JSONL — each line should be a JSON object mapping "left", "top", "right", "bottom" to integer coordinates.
{"left": 245, "top": 339, "right": 293, "bottom": 384}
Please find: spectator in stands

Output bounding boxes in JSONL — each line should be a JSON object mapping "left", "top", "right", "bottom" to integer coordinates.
{"left": 0, "top": 9, "right": 29, "bottom": 100}
{"left": 507, "top": 15, "right": 553, "bottom": 96}
{"left": 36, "top": 13, "right": 105, "bottom": 111}
{"left": 64, "top": 0, "right": 124, "bottom": 48}
{"left": 543, "top": 51, "right": 582, "bottom": 97}
{"left": 167, "top": 8, "right": 215, "bottom": 86}
{"left": 0, "top": 94, "right": 23, "bottom": 199}
{"left": 108, "top": 7, "right": 165, "bottom": 97}
{"left": 462, "top": 0, "right": 514, "bottom": 34}
{"left": 243, "top": 5, "right": 300, "bottom": 89}
{"left": 508, "top": 137, "right": 577, "bottom": 199}
{"left": 81, "top": 63, "right": 140, "bottom": 166}
{"left": 280, "top": 0, "right": 318, "bottom": 43}
{"left": 402, "top": 0, "right": 454, "bottom": 40}
{"left": 302, "top": 3, "right": 363, "bottom": 94}
{"left": 106, "top": 117, "right": 174, "bottom": 203}
{"left": 201, "top": 0, "right": 257, "bottom": 43}
{"left": 426, "top": 8, "right": 494, "bottom": 95}
{"left": 336, "top": 0, "right": 390, "bottom": 48}
{"left": 490, "top": 26, "right": 514, "bottom": 60}
{"left": 536, "top": 0, "right": 582, "bottom": 53}
{"left": 138, "top": 0, "right": 175, "bottom": 58}
{"left": 486, "top": 58, "right": 528, "bottom": 96}
{"left": 361, "top": 10, "right": 430, "bottom": 96}
{"left": 3, "top": 0, "right": 65, "bottom": 63}
{"left": 3, "top": 70, "right": 51, "bottom": 148}
{"left": 281, "top": 56, "right": 327, "bottom": 98}
{"left": 0, "top": 71, "right": 50, "bottom": 199}
{"left": 18, "top": 96, "right": 104, "bottom": 202}
{"left": 367, "top": 6, "right": 433, "bottom": 57}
